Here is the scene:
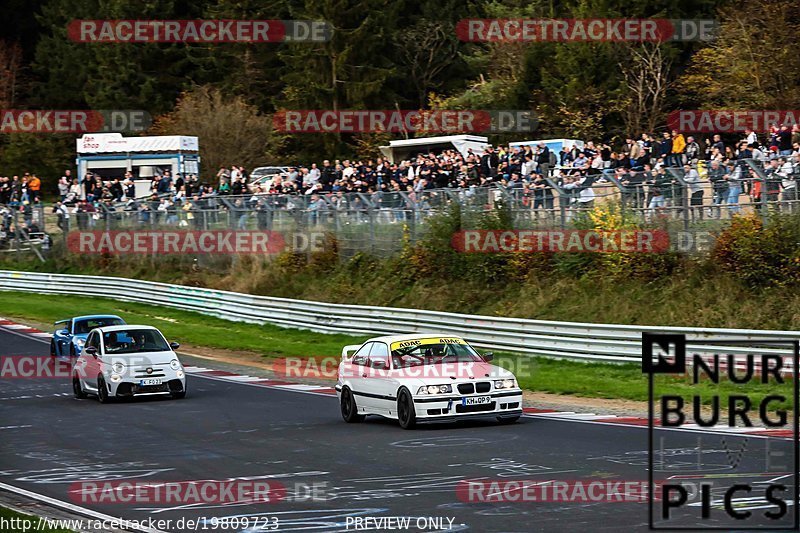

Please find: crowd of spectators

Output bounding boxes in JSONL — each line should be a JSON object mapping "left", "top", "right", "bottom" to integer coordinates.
{"left": 0, "top": 172, "right": 43, "bottom": 205}
{"left": 3, "top": 124, "right": 800, "bottom": 234}
{"left": 605, "top": 127, "right": 800, "bottom": 217}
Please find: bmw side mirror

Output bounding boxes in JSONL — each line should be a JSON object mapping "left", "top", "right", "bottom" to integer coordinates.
{"left": 84, "top": 346, "right": 97, "bottom": 357}
{"left": 170, "top": 342, "right": 180, "bottom": 350}
{"left": 483, "top": 352, "right": 494, "bottom": 362}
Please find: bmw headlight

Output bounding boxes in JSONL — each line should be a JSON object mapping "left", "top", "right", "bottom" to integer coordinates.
{"left": 112, "top": 362, "right": 124, "bottom": 374}
{"left": 170, "top": 359, "right": 181, "bottom": 371}
{"left": 494, "top": 379, "right": 517, "bottom": 389}
{"left": 74, "top": 338, "right": 85, "bottom": 346}
{"left": 417, "top": 384, "right": 452, "bottom": 395}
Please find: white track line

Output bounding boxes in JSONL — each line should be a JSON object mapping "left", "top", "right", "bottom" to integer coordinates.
{"left": 183, "top": 367, "right": 212, "bottom": 373}
{"left": 223, "top": 375, "right": 267, "bottom": 382}
{"left": 272, "top": 384, "right": 331, "bottom": 390}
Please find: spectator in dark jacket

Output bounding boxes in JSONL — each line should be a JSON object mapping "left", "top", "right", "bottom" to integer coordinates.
{"left": 708, "top": 160, "right": 728, "bottom": 218}
{"left": 536, "top": 143, "right": 551, "bottom": 179}
{"left": 480, "top": 148, "right": 499, "bottom": 178}
{"left": 658, "top": 132, "right": 673, "bottom": 162}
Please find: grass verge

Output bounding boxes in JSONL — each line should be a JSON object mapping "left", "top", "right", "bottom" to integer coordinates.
{"left": 0, "top": 290, "right": 792, "bottom": 409}
{"left": 0, "top": 291, "right": 367, "bottom": 358}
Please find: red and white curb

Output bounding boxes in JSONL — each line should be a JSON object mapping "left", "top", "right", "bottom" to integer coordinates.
{"left": 522, "top": 407, "right": 793, "bottom": 439}
{"left": 0, "top": 316, "right": 792, "bottom": 439}
{"left": 0, "top": 318, "right": 53, "bottom": 339}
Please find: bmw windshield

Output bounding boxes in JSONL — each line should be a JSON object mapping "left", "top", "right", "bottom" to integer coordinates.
{"left": 390, "top": 338, "right": 483, "bottom": 368}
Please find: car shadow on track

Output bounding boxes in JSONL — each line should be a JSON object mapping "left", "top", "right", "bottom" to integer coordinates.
{"left": 360, "top": 415, "right": 528, "bottom": 431}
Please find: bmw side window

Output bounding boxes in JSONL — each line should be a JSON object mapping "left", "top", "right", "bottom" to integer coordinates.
{"left": 351, "top": 343, "right": 372, "bottom": 366}
{"left": 367, "top": 343, "right": 390, "bottom": 369}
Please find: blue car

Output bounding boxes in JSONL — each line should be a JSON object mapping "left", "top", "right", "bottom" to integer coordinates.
{"left": 50, "top": 315, "right": 126, "bottom": 358}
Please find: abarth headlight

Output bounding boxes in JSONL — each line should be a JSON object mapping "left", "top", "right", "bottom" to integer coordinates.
{"left": 494, "top": 379, "right": 517, "bottom": 389}
{"left": 176, "top": 370, "right": 185, "bottom": 379}
{"left": 170, "top": 359, "right": 181, "bottom": 370}
{"left": 417, "top": 384, "right": 452, "bottom": 395}
{"left": 111, "top": 362, "right": 124, "bottom": 374}
{"left": 110, "top": 374, "right": 122, "bottom": 382}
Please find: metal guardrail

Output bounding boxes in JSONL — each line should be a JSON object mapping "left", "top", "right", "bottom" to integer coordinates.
{"left": 1, "top": 270, "right": 796, "bottom": 362}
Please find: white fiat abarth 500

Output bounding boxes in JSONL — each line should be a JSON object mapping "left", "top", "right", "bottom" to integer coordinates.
{"left": 72, "top": 325, "right": 187, "bottom": 402}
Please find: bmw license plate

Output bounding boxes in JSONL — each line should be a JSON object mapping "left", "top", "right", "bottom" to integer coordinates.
{"left": 139, "top": 378, "right": 162, "bottom": 386}
{"left": 462, "top": 396, "right": 491, "bottom": 406}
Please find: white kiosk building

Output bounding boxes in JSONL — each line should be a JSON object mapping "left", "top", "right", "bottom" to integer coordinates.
{"left": 379, "top": 135, "right": 489, "bottom": 163}
{"left": 76, "top": 133, "right": 200, "bottom": 198}
{"left": 509, "top": 138, "right": 585, "bottom": 155}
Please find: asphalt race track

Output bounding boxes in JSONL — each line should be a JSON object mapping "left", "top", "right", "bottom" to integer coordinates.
{"left": 0, "top": 327, "right": 794, "bottom": 532}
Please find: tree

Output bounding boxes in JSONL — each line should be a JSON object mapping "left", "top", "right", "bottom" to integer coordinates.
{"left": 0, "top": 135, "right": 75, "bottom": 192}
{"left": 0, "top": 40, "right": 24, "bottom": 107}
{"left": 197, "top": 0, "right": 290, "bottom": 111}
{"left": 395, "top": 20, "right": 459, "bottom": 108}
{"left": 31, "top": 0, "right": 213, "bottom": 111}
{"left": 149, "top": 86, "right": 284, "bottom": 176}
{"left": 618, "top": 43, "right": 671, "bottom": 136}
{"left": 275, "top": 0, "right": 399, "bottom": 158}
{"left": 674, "top": 0, "right": 800, "bottom": 109}
{"left": 279, "top": 0, "right": 397, "bottom": 112}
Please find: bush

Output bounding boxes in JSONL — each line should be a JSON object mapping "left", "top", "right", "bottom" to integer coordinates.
{"left": 713, "top": 213, "right": 800, "bottom": 287}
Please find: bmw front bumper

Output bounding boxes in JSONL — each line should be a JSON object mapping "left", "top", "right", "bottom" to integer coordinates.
{"left": 412, "top": 390, "right": 523, "bottom": 422}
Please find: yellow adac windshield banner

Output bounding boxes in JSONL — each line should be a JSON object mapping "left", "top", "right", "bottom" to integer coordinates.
{"left": 390, "top": 337, "right": 465, "bottom": 351}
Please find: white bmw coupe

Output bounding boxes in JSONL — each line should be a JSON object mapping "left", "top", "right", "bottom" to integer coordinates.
{"left": 336, "top": 334, "right": 523, "bottom": 428}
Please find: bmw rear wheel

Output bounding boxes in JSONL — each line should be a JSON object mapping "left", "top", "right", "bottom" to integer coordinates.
{"left": 340, "top": 387, "right": 365, "bottom": 423}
